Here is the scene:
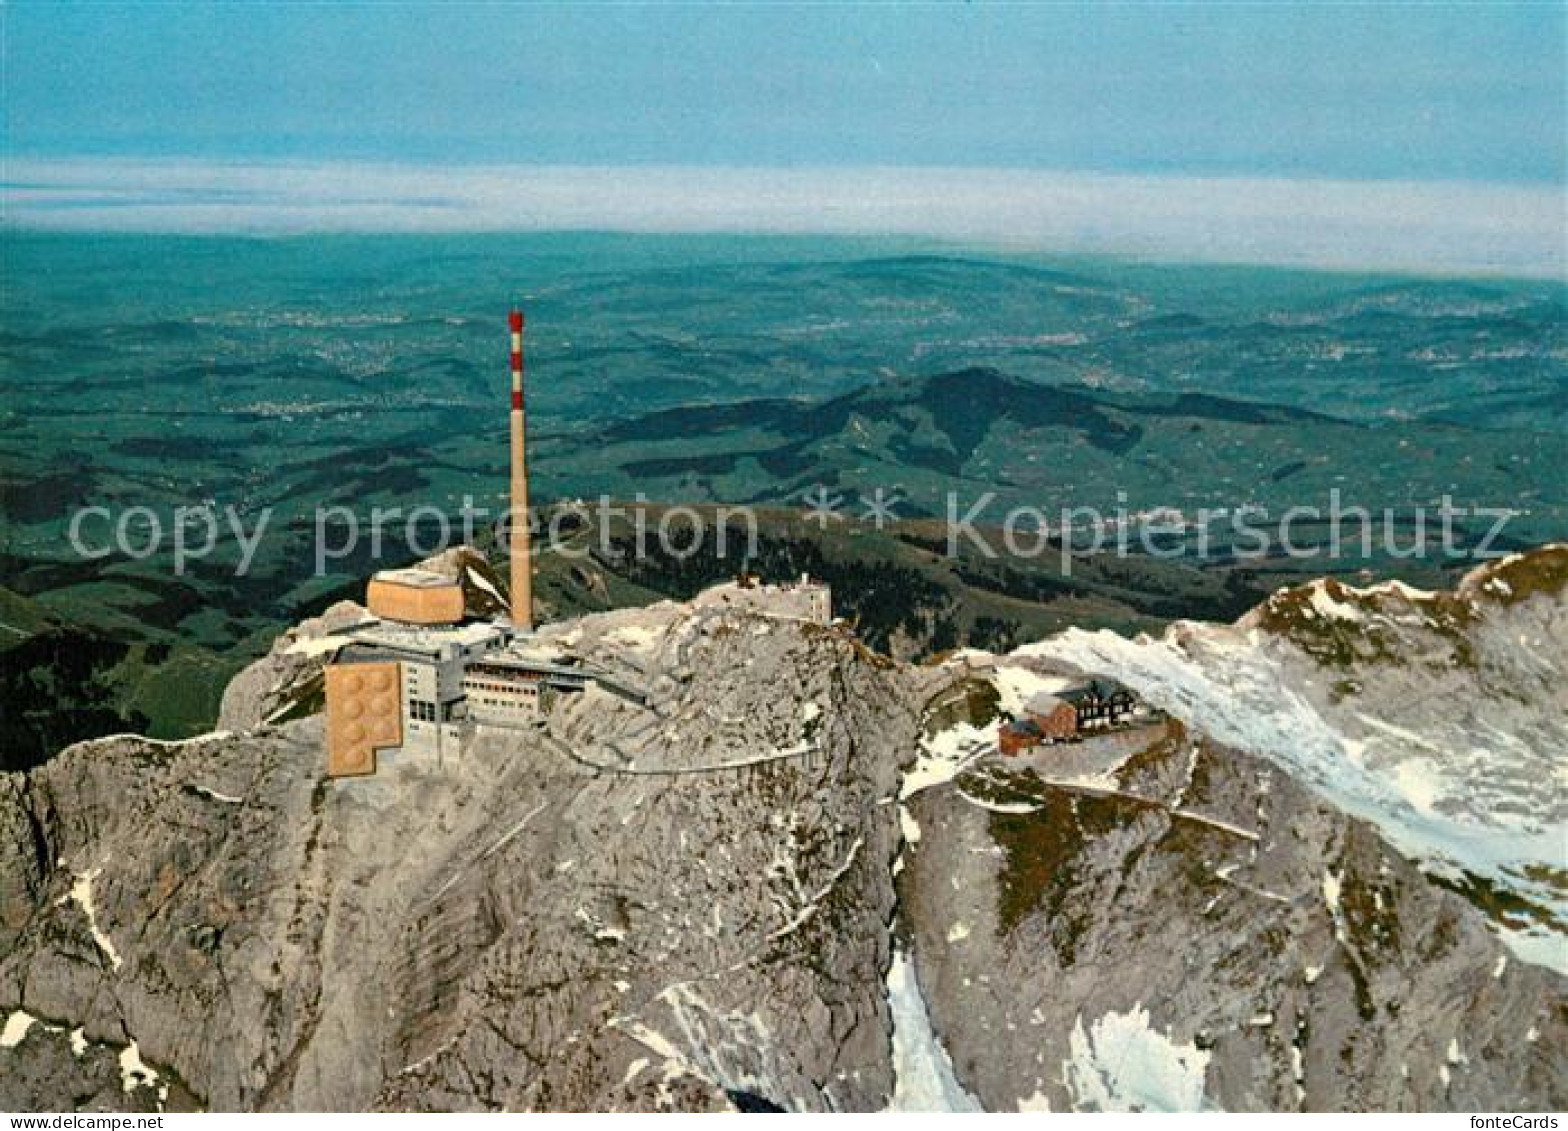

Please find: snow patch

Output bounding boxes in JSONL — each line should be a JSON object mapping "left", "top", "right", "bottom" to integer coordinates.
{"left": 283, "top": 633, "right": 355, "bottom": 659}
{"left": 190, "top": 783, "right": 243, "bottom": 805}
{"left": 990, "top": 664, "right": 1072, "bottom": 717}
{"left": 1061, "top": 1003, "right": 1213, "bottom": 1112}
{"left": 1368, "top": 579, "right": 1438, "bottom": 602}
{"left": 1321, "top": 871, "right": 1342, "bottom": 915}
{"left": 1016, "top": 1088, "right": 1052, "bottom": 1112}
{"left": 1308, "top": 582, "right": 1364, "bottom": 623}
{"left": 1, "top": 1010, "right": 38, "bottom": 1049}
{"left": 60, "top": 866, "right": 122, "bottom": 971}
{"left": 1389, "top": 758, "right": 1442, "bottom": 815}
{"left": 956, "top": 788, "right": 1042, "bottom": 816}
{"left": 765, "top": 836, "right": 863, "bottom": 943}
{"left": 118, "top": 1041, "right": 160, "bottom": 1095}
{"left": 656, "top": 984, "right": 798, "bottom": 1111}
{"left": 902, "top": 719, "right": 994, "bottom": 801}
{"left": 884, "top": 949, "right": 982, "bottom": 1112}
{"left": 465, "top": 568, "right": 505, "bottom": 605}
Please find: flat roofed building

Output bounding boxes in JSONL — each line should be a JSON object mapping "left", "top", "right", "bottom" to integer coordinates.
{"left": 366, "top": 568, "right": 466, "bottom": 626}
{"left": 346, "top": 620, "right": 506, "bottom": 660}
{"left": 323, "top": 620, "right": 509, "bottom": 776}
{"left": 695, "top": 573, "right": 832, "bottom": 625}
{"left": 321, "top": 595, "right": 649, "bottom": 776}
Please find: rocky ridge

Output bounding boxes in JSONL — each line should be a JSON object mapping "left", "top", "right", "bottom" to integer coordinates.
{"left": 2, "top": 549, "right": 1564, "bottom": 1111}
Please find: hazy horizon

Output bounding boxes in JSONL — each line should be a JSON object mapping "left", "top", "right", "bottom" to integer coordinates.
{"left": 4, "top": 157, "right": 1563, "bottom": 279}
{"left": 6, "top": 3, "right": 1563, "bottom": 275}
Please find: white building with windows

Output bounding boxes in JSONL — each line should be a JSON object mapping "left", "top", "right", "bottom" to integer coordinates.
{"left": 330, "top": 620, "right": 508, "bottom": 767}
{"left": 326, "top": 615, "right": 649, "bottom": 776}
{"left": 694, "top": 573, "right": 832, "bottom": 625}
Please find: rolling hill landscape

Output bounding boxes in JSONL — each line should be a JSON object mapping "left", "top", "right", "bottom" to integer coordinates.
{"left": 1, "top": 235, "right": 1564, "bottom": 764}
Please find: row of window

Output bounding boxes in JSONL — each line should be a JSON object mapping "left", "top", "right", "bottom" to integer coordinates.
{"left": 406, "top": 689, "right": 542, "bottom": 722}
{"left": 464, "top": 680, "right": 539, "bottom": 695}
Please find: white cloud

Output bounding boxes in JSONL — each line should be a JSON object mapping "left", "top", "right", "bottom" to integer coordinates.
{"left": 4, "top": 158, "right": 1562, "bottom": 277}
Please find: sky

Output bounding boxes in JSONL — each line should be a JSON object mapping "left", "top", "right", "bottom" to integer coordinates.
{"left": 2, "top": 2, "right": 1564, "bottom": 272}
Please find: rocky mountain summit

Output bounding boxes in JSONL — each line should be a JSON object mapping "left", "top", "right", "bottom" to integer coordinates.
{"left": 1022, "top": 546, "right": 1568, "bottom": 970}
{"left": 1, "top": 549, "right": 1564, "bottom": 1111}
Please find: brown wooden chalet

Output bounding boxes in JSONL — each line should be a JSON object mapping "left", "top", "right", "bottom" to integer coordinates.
{"left": 1058, "top": 679, "right": 1137, "bottom": 730}
{"left": 999, "top": 679, "right": 1139, "bottom": 756}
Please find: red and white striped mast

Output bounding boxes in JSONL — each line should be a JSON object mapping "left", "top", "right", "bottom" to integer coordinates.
{"left": 508, "top": 308, "right": 533, "bottom": 631}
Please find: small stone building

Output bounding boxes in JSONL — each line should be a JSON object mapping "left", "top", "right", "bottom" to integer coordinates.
{"left": 999, "top": 690, "right": 1079, "bottom": 756}
{"left": 695, "top": 573, "right": 832, "bottom": 625}
{"left": 998, "top": 680, "right": 1140, "bottom": 756}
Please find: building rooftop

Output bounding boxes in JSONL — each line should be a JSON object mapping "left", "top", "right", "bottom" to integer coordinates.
{"left": 372, "top": 568, "right": 460, "bottom": 589}
{"left": 504, "top": 641, "right": 573, "bottom": 664}
{"left": 345, "top": 618, "right": 507, "bottom": 657}
{"left": 469, "top": 653, "right": 583, "bottom": 678}
{"left": 711, "top": 573, "right": 828, "bottom": 592}
{"left": 1024, "top": 691, "right": 1068, "bottom": 715}
{"left": 1059, "top": 679, "right": 1131, "bottom": 704}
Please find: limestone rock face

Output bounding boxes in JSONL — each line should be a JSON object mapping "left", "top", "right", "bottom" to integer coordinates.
{"left": 3, "top": 600, "right": 918, "bottom": 1111}
{"left": 899, "top": 725, "right": 1564, "bottom": 1112}
{"left": 3, "top": 554, "right": 1566, "bottom": 1112}
{"left": 415, "top": 545, "right": 510, "bottom": 621}
{"left": 216, "top": 600, "right": 368, "bottom": 733}
{"left": 1010, "top": 546, "right": 1568, "bottom": 968}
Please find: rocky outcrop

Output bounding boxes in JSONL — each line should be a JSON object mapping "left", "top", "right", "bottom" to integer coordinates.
{"left": 416, "top": 545, "right": 510, "bottom": 621}
{"left": 900, "top": 725, "right": 1563, "bottom": 1111}
{"left": 1012, "top": 546, "right": 1568, "bottom": 969}
{"left": 3, "top": 551, "right": 1566, "bottom": 1111}
{"left": 216, "top": 601, "right": 366, "bottom": 732}
{"left": 3, "top": 599, "right": 919, "bottom": 1111}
